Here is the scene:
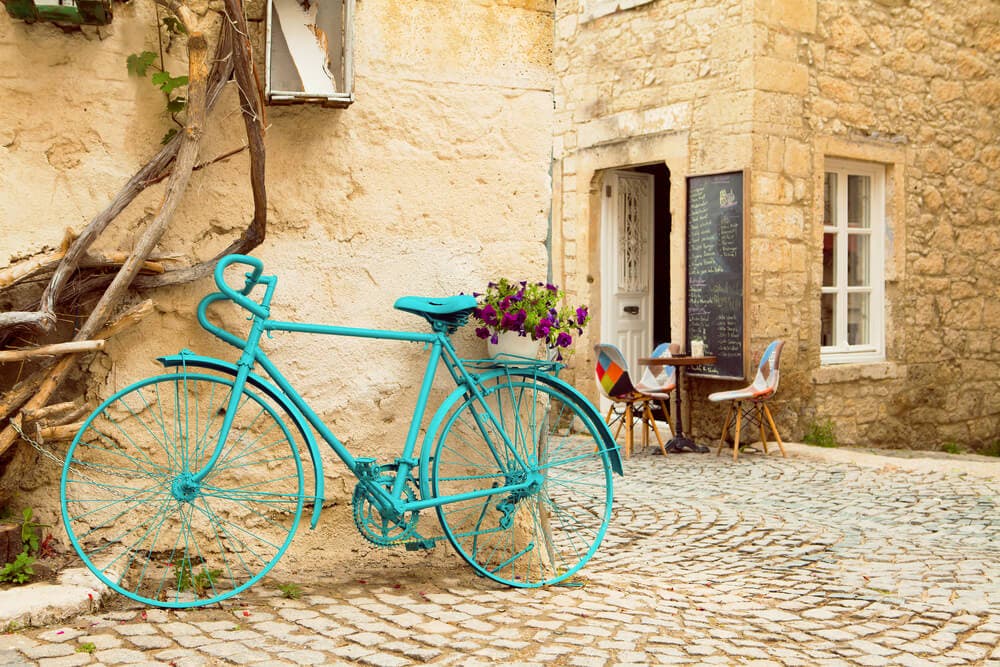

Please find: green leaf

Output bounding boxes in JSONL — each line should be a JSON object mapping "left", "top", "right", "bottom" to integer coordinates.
{"left": 166, "top": 96, "right": 187, "bottom": 114}
{"left": 161, "top": 128, "right": 179, "bottom": 145}
{"left": 127, "top": 51, "right": 158, "bottom": 77}
{"left": 161, "top": 16, "right": 187, "bottom": 35}
{"left": 151, "top": 72, "right": 189, "bottom": 95}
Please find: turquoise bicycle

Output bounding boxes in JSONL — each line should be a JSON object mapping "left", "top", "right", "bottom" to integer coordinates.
{"left": 60, "top": 254, "right": 622, "bottom": 607}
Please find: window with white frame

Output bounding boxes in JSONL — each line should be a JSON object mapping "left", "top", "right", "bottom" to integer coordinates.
{"left": 265, "top": 0, "right": 354, "bottom": 106}
{"left": 821, "top": 159, "right": 885, "bottom": 364}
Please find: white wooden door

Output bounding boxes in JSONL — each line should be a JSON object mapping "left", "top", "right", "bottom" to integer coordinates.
{"left": 600, "top": 170, "right": 655, "bottom": 381}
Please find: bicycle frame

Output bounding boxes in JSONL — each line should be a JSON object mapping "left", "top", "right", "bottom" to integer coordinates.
{"left": 192, "top": 291, "right": 536, "bottom": 522}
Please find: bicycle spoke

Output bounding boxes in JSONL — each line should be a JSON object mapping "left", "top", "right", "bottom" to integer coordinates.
{"left": 62, "top": 373, "right": 305, "bottom": 608}
{"left": 433, "top": 374, "right": 613, "bottom": 587}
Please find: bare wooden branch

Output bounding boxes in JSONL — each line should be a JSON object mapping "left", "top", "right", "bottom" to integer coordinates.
{"left": 0, "top": 362, "right": 55, "bottom": 421}
{"left": 96, "top": 299, "right": 155, "bottom": 340}
{"left": 0, "top": 15, "right": 214, "bottom": 460}
{"left": 134, "top": 11, "right": 267, "bottom": 289}
{"left": 21, "top": 401, "right": 82, "bottom": 425}
{"left": 0, "top": 355, "right": 75, "bottom": 455}
{"left": 36, "top": 422, "right": 86, "bottom": 443}
{"left": 0, "top": 2, "right": 267, "bottom": 496}
{"left": 0, "top": 249, "right": 65, "bottom": 289}
{"left": 14, "top": 21, "right": 237, "bottom": 338}
{"left": 0, "top": 340, "right": 105, "bottom": 364}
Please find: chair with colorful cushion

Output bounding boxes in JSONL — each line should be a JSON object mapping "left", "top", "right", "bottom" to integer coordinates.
{"left": 708, "top": 339, "right": 786, "bottom": 462}
{"left": 594, "top": 343, "right": 664, "bottom": 458}
{"left": 634, "top": 342, "right": 677, "bottom": 455}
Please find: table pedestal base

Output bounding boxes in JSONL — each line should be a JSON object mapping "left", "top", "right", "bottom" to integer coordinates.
{"left": 665, "top": 435, "right": 709, "bottom": 454}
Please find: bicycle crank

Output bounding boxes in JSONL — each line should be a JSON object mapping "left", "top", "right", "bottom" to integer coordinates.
{"left": 351, "top": 465, "right": 420, "bottom": 547}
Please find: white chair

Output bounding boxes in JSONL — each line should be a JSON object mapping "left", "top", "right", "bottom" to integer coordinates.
{"left": 634, "top": 342, "right": 677, "bottom": 455}
{"left": 708, "top": 340, "right": 786, "bottom": 462}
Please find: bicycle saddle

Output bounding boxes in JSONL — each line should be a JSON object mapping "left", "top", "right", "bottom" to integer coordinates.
{"left": 394, "top": 295, "right": 478, "bottom": 333}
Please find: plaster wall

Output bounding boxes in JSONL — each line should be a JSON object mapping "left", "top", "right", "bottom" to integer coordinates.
{"left": 0, "top": 0, "right": 557, "bottom": 527}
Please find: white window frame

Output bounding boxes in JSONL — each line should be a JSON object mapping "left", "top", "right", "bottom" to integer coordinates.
{"left": 821, "top": 158, "right": 885, "bottom": 365}
{"left": 265, "top": 0, "right": 355, "bottom": 107}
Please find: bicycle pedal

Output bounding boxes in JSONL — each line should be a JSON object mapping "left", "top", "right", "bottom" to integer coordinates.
{"left": 404, "top": 539, "right": 436, "bottom": 551}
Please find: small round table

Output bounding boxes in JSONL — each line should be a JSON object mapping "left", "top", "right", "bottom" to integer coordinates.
{"left": 637, "top": 355, "right": 717, "bottom": 453}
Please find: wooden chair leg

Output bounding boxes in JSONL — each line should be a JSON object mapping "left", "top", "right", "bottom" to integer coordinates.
{"left": 658, "top": 400, "right": 675, "bottom": 437}
{"left": 732, "top": 401, "right": 743, "bottom": 462}
{"left": 763, "top": 404, "right": 786, "bottom": 457}
{"left": 640, "top": 401, "right": 649, "bottom": 450}
{"left": 624, "top": 403, "right": 634, "bottom": 458}
{"left": 609, "top": 405, "right": 625, "bottom": 440}
{"left": 716, "top": 403, "right": 734, "bottom": 457}
{"left": 644, "top": 402, "right": 667, "bottom": 455}
{"left": 757, "top": 405, "right": 770, "bottom": 455}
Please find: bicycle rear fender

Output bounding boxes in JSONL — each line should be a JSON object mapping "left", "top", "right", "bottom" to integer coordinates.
{"left": 157, "top": 351, "right": 325, "bottom": 529}
{"left": 420, "top": 369, "right": 624, "bottom": 486}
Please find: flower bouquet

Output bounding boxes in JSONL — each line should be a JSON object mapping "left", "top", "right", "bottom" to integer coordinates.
{"left": 473, "top": 278, "right": 590, "bottom": 359}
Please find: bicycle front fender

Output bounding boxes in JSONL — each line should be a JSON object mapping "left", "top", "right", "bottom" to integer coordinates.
{"left": 157, "top": 351, "right": 325, "bottom": 529}
{"left": 419, "top": 369, "right": 623, "bottom": 494}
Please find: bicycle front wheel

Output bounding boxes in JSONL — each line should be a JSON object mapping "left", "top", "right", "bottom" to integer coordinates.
{"left": 61, "top": 372, "right": 305, "bottom": 607}
{"left": 431, "top": 374, "right": 613, "bottom": 587}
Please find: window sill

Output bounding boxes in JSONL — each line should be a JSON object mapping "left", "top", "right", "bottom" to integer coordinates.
{"left": 812, "top": 361, "right": 905, "bottom": 385}
{"left": 582, "top": 0, "right": 655, "bottom": 23}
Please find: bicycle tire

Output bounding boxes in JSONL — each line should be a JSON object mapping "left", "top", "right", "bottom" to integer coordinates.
{"left": 61, "top": 371, "right": 305, "bottom": 607}
{"left": 431, "top": 373, "right": 613, "bottom": 587}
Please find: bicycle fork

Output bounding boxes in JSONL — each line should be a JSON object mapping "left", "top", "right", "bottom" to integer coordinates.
{"left": 180, "top": 318, "right": 268, "bottom": 496}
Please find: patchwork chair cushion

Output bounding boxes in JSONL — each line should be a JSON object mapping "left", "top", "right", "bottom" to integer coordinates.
{"left": 707, "top": 339, "right": 786, "bottom": 462}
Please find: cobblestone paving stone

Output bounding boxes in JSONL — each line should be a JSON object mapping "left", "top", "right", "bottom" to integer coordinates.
{"left": 4, "top": 451, "right": 999, "bottom": 665}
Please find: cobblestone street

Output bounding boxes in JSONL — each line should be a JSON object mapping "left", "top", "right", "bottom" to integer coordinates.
{"left": 4, "top": 447, "right": 999, "bottom": 666}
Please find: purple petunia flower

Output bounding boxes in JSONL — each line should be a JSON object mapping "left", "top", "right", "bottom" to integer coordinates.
{"left": 477, "top": 304, "right": 498, "bottom": 326}
{"left": 576, "top": 306, "right": 588, "bottom": 325}
{"left": 475, "top": 327, "right": 490, "bottom": 340}
{"left": 556, "top": 332, "right": 573, "bottom": 348}
{"left": 534, "top": 316, "right": 552, "bottom": 341}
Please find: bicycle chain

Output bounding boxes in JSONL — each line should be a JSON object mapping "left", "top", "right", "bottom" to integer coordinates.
{"left": 351, "top": 471, "right": 421, "bottom": 547}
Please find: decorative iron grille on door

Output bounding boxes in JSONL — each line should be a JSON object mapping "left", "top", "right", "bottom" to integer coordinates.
{"left": 617, "top": 175, "right": 650, "bottom": 294}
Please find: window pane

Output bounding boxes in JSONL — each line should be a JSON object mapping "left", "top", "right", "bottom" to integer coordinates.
{"left": 821, "top": 293, "right": 836, "bottom": 347}
{"left": 824, "top": 173, "right": 837, "bottom": 226}
{"left": 822, "top": 233, "right": 837, "bottom": 286}
{"left": 847, "top": 233, "right": 869, "bottom": 287}
{"left": 847, "top": 292, "right": 870, "bottom": 345}
{"left": 847, "top": 174, "right": 870, "bottom": 229}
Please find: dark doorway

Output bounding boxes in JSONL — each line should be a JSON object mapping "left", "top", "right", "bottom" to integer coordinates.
{"left": 634, "top": 163, "right": 672, "bottom": 347}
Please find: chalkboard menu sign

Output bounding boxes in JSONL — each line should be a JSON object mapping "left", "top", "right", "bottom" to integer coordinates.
{"left": 685, "top": 170, "right": 748, "bottom": 380}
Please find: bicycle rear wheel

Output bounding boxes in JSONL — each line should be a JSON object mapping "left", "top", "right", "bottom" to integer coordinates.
{"left": 61, "top": 372, "right": 305, "bottom": 607}
{"left": 431, "top": 374, "right": 613, "bottom": 587}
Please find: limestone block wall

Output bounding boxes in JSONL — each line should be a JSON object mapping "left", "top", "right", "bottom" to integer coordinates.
{"left": 551, "top": 0, "right": 755, "bottom": 391}
{"left": 554, "top": 0, "right": 1000, "bottom": 450}
{"left": 800, "top": 0, "right": 1000, "bottom": 449}
{"left": 0, "top": 0, "right": 556, "bottom": 523}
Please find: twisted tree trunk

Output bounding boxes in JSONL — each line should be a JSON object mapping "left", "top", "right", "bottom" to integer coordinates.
{"left": 0, "top": 0, "right": 268, "bottom": 502}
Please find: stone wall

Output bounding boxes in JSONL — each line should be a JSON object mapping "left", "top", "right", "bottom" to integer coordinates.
{"left": 0, "top": 0, "right": 556, "bottom": 522}
{"left": 551, "top": 0, "right": 754, "bottom": 389}
{"left": 553, "top": 0, "right": 1000, "bottom": 451}
{"left": 803, "top": 0, "right": 999, "bottom": 450}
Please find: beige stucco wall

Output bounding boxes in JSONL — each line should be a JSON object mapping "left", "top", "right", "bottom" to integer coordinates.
{"left": 554, "top": 0, "right": 1000, "bottom": 450}
{"left": 0, "top": 0, "right": 556, "bottom": 528}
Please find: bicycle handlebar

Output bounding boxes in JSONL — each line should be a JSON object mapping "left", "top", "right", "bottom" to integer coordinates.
{"left": 213, "top": 254, "right": 271, "bottom": 319}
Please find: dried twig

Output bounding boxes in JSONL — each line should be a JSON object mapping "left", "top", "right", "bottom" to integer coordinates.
{"left": 0, "top": 341, "right": 105, "bottom": 364}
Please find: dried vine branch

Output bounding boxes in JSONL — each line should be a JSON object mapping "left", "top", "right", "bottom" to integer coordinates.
{"left": 0, "top": 0, "right": 268, "bottom": 482}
